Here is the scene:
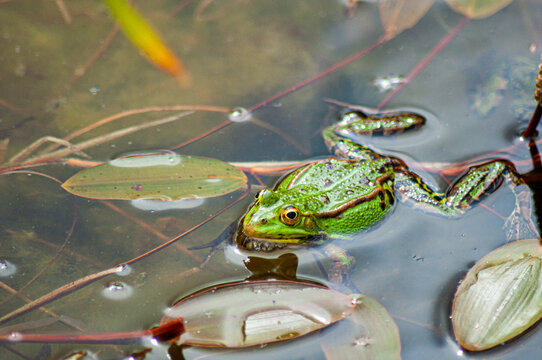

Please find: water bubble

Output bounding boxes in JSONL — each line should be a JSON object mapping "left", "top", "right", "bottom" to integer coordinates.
{"left": 8, "top": 332, "right": 22, "bottom": 342}
{"left": 89, "top": 87, "right": 100, "bottom": 95}
{"left": 101, "top": 281, "right": 134, "bottom": 300}
{"left": 372, "top": 75, "right": 405, "bottom": 93}
{"left": 116, "top": 264, "right": 132, "bottom": 276}
{"left": 0, "top": 260, "right": 16, "bottom": 277}
{"left": 353, "top": 336, "right": 370, "bottom": 347}
{"left": 228, "top": 107, "right": 251, "bottom": 122}
{"left": 456, "top": 349, "right": 464, "bottom": 356}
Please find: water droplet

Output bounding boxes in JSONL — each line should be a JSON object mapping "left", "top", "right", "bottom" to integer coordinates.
{"left": 0, "top": 260, "right": 16, "bottom": 277}
{"left": 372, "top": 75, "right": 405, "bottom": 93}
{"left": 353, "top": 336, "right": 370, "bottom": 347}
{"left": 8, "top": 332, "right": 22, "bottom": 342}
{"left": 228, "top": 107, "right": 251, "bottom": 122}
{"left": 456, "top": 349, "right": 464, "bottom": 356}
{"left": 116, "top": 264, "right": 132, "bottom": 276}
{"left": 101, "top": 281, "right": 133, "bottom": 300}
{"left": 89, "top": 87, "right": 100, "bottom": 95}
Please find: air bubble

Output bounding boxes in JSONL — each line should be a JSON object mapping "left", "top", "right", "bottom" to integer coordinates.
{"left": 116, "top": 264, "right": 132, "bottom": 276}
{"left": 372, "top": 75, "right": 405, "bottom": 93}
{"left": 228, "top": 107, "right": 251, "bottom": 122}
{"left": 101, "top": 281, "right": 134, "bottom": 300}
{"left": 0, "top": 260, "right": 16, "bottom": 277}
{"left": 8, "top": 332, "right": 22, "bottom": 342}
{"left": 89, "top": 87, "right": 100, "bottom": 95}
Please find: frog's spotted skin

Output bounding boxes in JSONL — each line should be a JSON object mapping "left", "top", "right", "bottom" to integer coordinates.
{"left": 241, "top": 107, "right": 531, "bottom": 246}
{"left": 243, "top": 158, "right": 395, "bottom": 241}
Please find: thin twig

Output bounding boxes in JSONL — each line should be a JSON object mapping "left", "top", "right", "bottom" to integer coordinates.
{"left": 26, "top": 111, "right": 194, "bottom": 164}
{"left": 6, "top": 136, "right": 89, "bottom": 165}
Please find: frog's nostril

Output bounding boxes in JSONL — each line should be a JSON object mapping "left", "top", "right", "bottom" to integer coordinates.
{"left": 260, "top": 218, "right": 267, "bottom": 224}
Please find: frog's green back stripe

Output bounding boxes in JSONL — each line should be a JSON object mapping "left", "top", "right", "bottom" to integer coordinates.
{"left": 314, "top": 173, "right": 392, "bottom": 218}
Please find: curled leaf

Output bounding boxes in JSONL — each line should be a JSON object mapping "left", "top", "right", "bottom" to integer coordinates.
{"left": 452, "top": 239, "right": 542, "bottom": 351}
{"left": 445, "top": 0, "right": 514, "bottom": 19}
{"left": 321, "top": 294, "right": 401, "bottom": 360}
{"left": 162, "top": 280, "right": 357, "bottom": 348}
{"left": 62, "top": 153, "right": 247, "bottom": 200}
{"left": 378, "top": 0, "right": 434, "bottom": 39}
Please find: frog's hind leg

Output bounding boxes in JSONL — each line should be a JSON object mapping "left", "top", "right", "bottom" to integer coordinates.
{"left": 395, "top": 160, "right": 538, "bottom": 240}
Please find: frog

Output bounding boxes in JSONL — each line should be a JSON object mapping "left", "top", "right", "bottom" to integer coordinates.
{"left": 240, "top": 105, "right": 536, "bottom": 257}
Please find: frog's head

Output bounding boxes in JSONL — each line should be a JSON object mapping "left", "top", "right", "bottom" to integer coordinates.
{"left": 242, "top": 189, "right": 322, "bottom": 243}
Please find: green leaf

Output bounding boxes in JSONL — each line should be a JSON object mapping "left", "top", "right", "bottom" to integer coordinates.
{"left": 321, "top": 294, "right": 402, "bottom": 359}
{"left": 62, "top": 153, "right": 247, "bottom": 201}
{"left": 446, "top": 0, "right": 514, "bottom": 19}
{"left": 452, "top": 239, "right": 542, "bottom": 351}
{"left": 162, "top": 280, "right": 357, "bottom": 348}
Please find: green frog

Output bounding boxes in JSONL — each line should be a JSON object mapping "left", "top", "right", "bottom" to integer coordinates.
{"left": 240, "top": 106, "right": 535, "bottom": 253}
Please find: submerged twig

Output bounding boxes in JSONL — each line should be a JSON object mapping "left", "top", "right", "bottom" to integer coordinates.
{"left": 6, "top": 136, "right": 90, "bottom": 166}
{"left": 17, "top": 111, "right": 194, "bottom": 165}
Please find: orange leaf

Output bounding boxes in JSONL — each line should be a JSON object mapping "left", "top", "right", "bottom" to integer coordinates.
{"left": 103, "top": 0, "right": 189, "bottom": 83}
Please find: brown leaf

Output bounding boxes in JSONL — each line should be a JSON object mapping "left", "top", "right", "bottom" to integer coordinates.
{"left": 446, "top": 0, "right": 514, "bottom": 19}
{"left": 379, "top": 0, "right": 434, "bottom": 40}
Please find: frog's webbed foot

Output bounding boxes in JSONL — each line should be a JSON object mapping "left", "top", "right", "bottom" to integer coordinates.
{"left": 323, "top": 244, "right": 356, "bottom": 284}
{"left": 503, "top": 186, "right": 539, "bottom": 241}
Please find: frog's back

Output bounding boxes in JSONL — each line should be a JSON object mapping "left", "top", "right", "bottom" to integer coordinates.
{"left": 279, "top": 158, "right": 395, "bottom": 236}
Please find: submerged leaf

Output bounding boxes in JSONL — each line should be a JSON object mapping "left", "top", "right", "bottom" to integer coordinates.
{"left": 378, "top": 0, "right": 434, "bottom": 39}
{"left": 62, "top": 153, "right": 247, "bottom": 200}
{"left": 321, "top": 295, "right": 401, "bottom": 360}
{"left": 445, "top": 0, "right": 514, "bottom": 19}
{"left": 452, "top": 239, "right": 542, "bottom": 351}
{"left": 103, "top": 0, "right": 187, "bottom": 81}
{"left": 162, "top": 280, "right": 356, "bottom": 348}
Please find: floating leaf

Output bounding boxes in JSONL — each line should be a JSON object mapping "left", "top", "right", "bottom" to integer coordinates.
{"left": 103, "top": 0, "right": 188, "bottom": 81}
{"left": 62, "top": 153, "right": 247, "bottom": 200}
{"left": 445, "top": 0, "right": 514, "bottom": 19}
{"left": 379, "top": 0, "right": 434, "bottom": 39}
{"left": 452, "top": 239, "right": 542, "bottom": 351}
{"left": 162, "top": 280, "right": 357, "bottom": 348}
{"left": 321, "top": 294, "right": 401, "bottom": 360}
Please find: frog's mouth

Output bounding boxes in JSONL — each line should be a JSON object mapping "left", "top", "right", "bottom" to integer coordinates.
{"left": 237, "top": 228, "right": 326, "bottom": 252}
{"left": 237, "top": 236, "right": 288, "bottom": 252}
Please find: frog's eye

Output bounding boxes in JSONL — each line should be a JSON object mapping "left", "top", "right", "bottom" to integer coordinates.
{"left": 255, "top": 190, "right": 263, "bottom": 200}
{"left": 280, "top": 206, "right": 299, "bottom": 226}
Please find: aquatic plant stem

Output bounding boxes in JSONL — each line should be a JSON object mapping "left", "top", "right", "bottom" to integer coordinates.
{"left": 248, "top": 35, "right": 388, "bottom": 113}
{"left": 522, "top": 104, "right": 542, "bottom": 139}
{"left": 378, "top": 16, "right": 470, "bottom": 109}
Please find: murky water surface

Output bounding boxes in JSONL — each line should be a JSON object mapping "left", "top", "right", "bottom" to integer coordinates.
{"left": 1, "top": 1, "right": 542, "bottom": 359}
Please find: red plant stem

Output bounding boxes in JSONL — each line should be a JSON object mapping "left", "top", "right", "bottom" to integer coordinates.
{"left": 170, "top": 120, "right": 233, "bottom": 150}
{"left": 522, "top": 103, "right": 542, "bottom": 139}
{"left": 0, "top": 318, "right": 184, "bottom": 344}
{"left": 0, "top": 330, "right": 150, "bottom": 344}
{"left": 248, "top": 36, "right": 388, "bottom": 113}
{"left": 378, "top": 16, "right": 470, "bottom": 109}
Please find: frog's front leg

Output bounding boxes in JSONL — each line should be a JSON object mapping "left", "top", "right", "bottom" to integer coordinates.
{"left": 395, "top": 160, "right": 538, "bottom": 239}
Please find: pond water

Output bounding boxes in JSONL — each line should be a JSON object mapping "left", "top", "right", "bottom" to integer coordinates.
{"left": 1, "top": 0, "right": 542, "bottom": 359}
